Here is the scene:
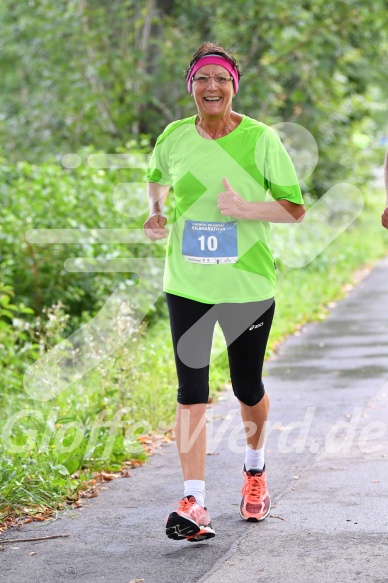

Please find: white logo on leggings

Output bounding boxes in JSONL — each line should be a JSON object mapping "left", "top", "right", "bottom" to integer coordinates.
{"left": 249, "top": 322, "right": 264, "bottom": 331}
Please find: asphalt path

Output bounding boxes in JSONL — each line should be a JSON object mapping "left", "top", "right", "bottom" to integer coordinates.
{"left": 1, "top": 256, "right": 388, "bottom": 583}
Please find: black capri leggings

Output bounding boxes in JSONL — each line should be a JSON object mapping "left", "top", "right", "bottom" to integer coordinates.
{"left": 165, "top": 292, "right": 275, "bottom": 406}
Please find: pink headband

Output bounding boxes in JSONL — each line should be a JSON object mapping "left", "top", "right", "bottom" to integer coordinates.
{"left": 187, "top": 54, "right": 239, "bottom": 94}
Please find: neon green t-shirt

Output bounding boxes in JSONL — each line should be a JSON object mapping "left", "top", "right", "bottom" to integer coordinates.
{"left": 146, "top": 115, "right": 303, "bottom": 304}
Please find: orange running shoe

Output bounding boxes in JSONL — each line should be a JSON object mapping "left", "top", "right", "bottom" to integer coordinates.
{"left": 240, "top": 465, "right": 271, "bottom": 522}
{"left": 166, "top": 496, "right": 215, "bottom": 541}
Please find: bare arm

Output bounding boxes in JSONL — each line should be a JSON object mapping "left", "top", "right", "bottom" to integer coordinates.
{"left": 243, "top": 199, "right": 306, "bottom": 223}
{"left": 143, "top": 182, "right": 170, "bottom": 240}
{"left": 146, "top": 181, "right": 169, "bottom": 216}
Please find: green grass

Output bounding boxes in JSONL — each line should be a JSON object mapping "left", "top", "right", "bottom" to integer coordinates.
{"left": 1, "top": 187, "right": 387, "bottom": 530}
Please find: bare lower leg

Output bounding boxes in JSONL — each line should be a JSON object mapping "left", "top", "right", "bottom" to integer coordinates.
{"left": 174, "top": 403, "right": 207, "bottom": 481}
{"left": 239, "top": 392, "right": 270, "bottom": 449}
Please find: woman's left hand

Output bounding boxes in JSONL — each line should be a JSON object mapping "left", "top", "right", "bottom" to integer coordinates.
{"left": 217, "top": 178, "right": 249, "bottom": 219}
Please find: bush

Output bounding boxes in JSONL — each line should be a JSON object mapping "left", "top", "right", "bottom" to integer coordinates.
{"left": 0, "top": 146, "right": 171, "bottom": 328}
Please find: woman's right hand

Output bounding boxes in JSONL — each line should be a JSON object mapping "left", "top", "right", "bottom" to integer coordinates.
{"left": 143, "top": 213, "right": 169, "bottom": 241}
{"left": 382, "top": 207, "right": 388, "bottom": 229}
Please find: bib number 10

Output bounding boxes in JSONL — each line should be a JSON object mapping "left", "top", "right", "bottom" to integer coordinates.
{"left": 198, "top": 235, "right": 218, "bottom": 251}
{"left": 182, "top": 220, "right": 237, "bottom": 264}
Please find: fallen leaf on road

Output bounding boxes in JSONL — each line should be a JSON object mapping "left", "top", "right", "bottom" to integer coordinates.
{"left": 136, "top": 434, "right": 163, "bottom": 455}
{"left": 124, "top": 459, "right": 144, "bottom": 468}
{"left": 81, "top": 491, "right": 99, "bottom": 499}
{"left": 371, "top": 480, "right": 380, "bottom": 483}
{"left": 100, "top": 472, "right": 118, "bottom": 481}
{"left": 137, "top": 436, "right": 152, "bottom": 444}
{"left": 28, "top": 515, "right": 46, "bottom": 522}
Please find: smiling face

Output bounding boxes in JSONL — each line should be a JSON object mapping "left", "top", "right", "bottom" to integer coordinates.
{"left": 192, "top": 64, "right": 235, "bottom": 119}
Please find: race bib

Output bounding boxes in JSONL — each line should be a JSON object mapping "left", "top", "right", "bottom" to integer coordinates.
{"left": 182, "top": 220, "right": 238, "bottom": 264}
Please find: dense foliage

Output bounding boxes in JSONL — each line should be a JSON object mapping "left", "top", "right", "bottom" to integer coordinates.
{"left": 1, "top": 0, "right": 387, "bottom": 194}
{"left": 0, "top": 149, "right": 169, "bottom": 321}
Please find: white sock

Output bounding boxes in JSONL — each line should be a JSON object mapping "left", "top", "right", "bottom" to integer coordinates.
{"left": 244, "top": 444, "right": 265, "bottom": 472}
{"left": 184, "top": 480, "right": 205, "bottom": 508}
